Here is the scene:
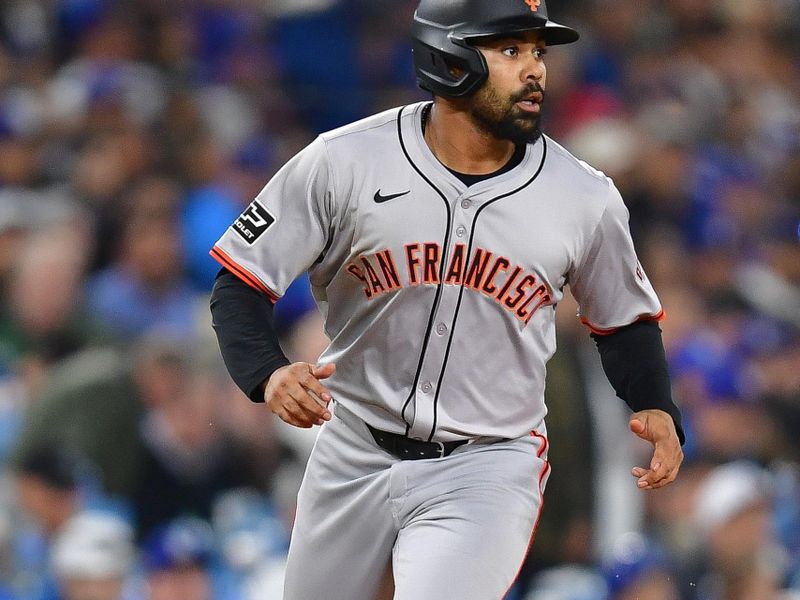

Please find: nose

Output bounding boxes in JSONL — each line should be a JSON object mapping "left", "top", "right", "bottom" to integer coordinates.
{"left": 521, "top": 55, "right": 545, "bottom": 84}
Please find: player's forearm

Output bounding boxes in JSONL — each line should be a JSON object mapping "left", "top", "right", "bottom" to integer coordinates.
{"left": 592, "top": 320, "right": 685, "bottom": 445}
{"left": 210, "top": 268, "right": 291, "bottom": 402}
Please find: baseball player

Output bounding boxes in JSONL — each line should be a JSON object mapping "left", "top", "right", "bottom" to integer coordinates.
{"left": 209, "top": 1, "right": 685, "bottom": 598}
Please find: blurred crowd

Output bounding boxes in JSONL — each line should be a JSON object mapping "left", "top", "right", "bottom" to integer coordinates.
{"left": 0, "top": 0, "right": 798, "bottom": 599}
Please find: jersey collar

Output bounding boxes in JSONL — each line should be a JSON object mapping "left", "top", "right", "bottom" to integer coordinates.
{"left": 398, "top": 102, "right": 546, "bottom": 202}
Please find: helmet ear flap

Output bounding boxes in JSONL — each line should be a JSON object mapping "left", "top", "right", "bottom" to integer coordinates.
{"left": 411, "top": 25, "right": 488, "bottom": 97}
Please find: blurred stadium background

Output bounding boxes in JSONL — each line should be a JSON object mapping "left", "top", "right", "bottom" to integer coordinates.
{"left": 0, "top": 0, "right": 798, "bottom": 598}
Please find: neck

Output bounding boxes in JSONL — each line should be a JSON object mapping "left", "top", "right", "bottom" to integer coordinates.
{"left": 424, "top": 100, "right": 516, "bottom": 174}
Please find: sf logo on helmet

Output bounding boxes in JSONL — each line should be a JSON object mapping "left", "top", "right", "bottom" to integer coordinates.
{"left": 524, "top": 0, "right": 541, "bottom": 11}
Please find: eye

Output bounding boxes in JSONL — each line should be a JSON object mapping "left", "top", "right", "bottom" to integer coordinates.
{"left": 534, "top": 47, "right": 548, "bottom": 59}
{"left": 502, "top": 46, "right": 519, "bottom": 57}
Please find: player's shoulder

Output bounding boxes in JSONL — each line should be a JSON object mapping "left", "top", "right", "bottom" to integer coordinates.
{"left": 542, "top": 135, "right": 614, "bottom": 191}
{"left": 319, "top": 104, "right": 410, "bottom": 148}
{"left": 543, "top": 136, "right": 629, "bottom": 223}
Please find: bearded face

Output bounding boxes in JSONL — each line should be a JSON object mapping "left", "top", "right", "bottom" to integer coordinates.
{"left": 468, "top": 79, "right": 545, "bottom": 146}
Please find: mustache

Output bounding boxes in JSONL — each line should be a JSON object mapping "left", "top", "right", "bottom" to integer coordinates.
{"left": 511, "top": 83, "right": 545, "bottom": 104}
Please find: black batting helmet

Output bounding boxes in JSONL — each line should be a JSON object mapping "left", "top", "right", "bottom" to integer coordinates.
{"left": 412, "top": 0, "right": 579, "bottom": 98}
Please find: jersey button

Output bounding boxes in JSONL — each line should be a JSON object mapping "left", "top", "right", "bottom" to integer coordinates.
{"left": 455, "top": 226, "right": 466, "bottom": 237}
{"left": 435, "top": 323, "right": 447, "bottom": 335}
{"left": 460, "top": 199, "right": 472, "bottom": 209}
{"left": 420, "top": 381, "right": 433, "bottom": 393}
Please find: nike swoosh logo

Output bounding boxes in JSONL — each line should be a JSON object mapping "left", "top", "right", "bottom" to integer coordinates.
{"left": 374, "top": 189, "right": 410, "bottom": 203}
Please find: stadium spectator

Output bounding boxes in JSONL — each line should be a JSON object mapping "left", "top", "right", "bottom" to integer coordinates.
{"left": 689, "top": 461, "right": 794, "bottom": 600}
{"left": 10, "top": 444, "right": 82, "bottom": 599}
{"left": 50, "top": 511, "right": 135, "bottom": 600}
{"left": 0, "top": 224, "right": 103, "bottom": 395}
{"left": 602, "top": 533, "right": 680, "bottom": 600}
{"left": 14, "top": 445, "right": 81, "bottom": 539}
{"left": 130, "top": 344, "right": 266, "bottom": 540}
{"left": 140, "top": 517, "right": 215, "bottom": 600}
{"left": 85, "top": 182, "right": 198, "bottom": 339}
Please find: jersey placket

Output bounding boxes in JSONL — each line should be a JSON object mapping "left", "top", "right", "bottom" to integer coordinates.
{"left": 398, "top": 103, "right": 543, "bottom": 442}
{"left": 406, "top": 190, "right": 481, "bottom": 442}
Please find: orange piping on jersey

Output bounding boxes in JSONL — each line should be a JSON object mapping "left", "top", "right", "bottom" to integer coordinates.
{"left": 580, "top": 309, "right": 666, "bottom": 336}
{"left": 531, "top": 430, "right": 550, "bottom": 494}
{"left": 210, "top": 245, "right": 280, "bottom": 303}
{"left": 504, "top": 430, "right": 550, "bottom": 599}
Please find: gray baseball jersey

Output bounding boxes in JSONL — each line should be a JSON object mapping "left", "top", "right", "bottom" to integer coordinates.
{"left": 211, "top": 101, "right": 662, "bottom": 444}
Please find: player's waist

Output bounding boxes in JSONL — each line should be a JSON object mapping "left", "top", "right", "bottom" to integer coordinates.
{"left": 332, "top": 401, "right": 466, "bottom": 460}
{"left": 364, "top": 422, "right": 467, "bottom": 460}
{"left": 328, "top": 390, "right": 547, "bottom": 443}
{"left": 332, "top": 401, "right": 520, "bottom": 461}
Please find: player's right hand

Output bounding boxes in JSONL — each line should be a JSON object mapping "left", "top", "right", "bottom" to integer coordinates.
{"left": 264, "top": 362, "right": 336, "bottom": 428}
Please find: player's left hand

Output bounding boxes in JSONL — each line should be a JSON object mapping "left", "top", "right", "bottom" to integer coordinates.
{"left": 629, "top": 409, "right": 683, "bottom": 491}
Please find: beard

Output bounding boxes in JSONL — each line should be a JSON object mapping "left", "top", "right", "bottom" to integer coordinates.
{"left": 469, "top": 81, "right": 545, "bottom": 146}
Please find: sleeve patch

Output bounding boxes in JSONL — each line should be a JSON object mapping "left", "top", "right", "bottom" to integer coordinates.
{"left": 232, "top": 200, "right": 276, "bottom": 244}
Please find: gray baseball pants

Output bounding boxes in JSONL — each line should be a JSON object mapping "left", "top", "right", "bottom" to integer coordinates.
{"left": 283, "top": 402, "right": 550, "bottom": 600}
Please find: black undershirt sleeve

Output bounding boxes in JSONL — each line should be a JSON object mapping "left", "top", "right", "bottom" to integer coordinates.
{"left": 591, "top": 320, "right": 685, "bottom": 445}
{"left": 210, "top": 268, "right": 291, "bottom": 402}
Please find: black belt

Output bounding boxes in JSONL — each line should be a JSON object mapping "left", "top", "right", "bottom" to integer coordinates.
{"left": 366, "top": 424, "right": 468, "bottom": 460}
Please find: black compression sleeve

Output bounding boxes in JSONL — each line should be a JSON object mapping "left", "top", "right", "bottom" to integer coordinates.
{"left": 591, "top": 320, "right": 685, "bottom": 445}
{"left": 210, "top": 268, "right": 291, "bottom": 402}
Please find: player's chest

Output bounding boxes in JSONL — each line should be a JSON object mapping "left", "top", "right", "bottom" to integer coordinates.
{"left": 346, "top": 180, "right": 578, "bottom": 289}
